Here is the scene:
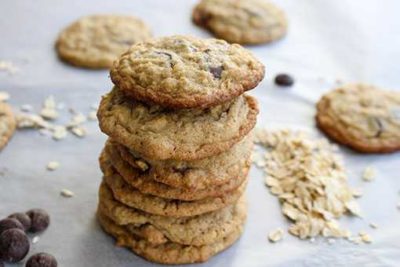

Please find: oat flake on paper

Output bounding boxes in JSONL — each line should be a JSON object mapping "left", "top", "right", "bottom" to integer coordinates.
{"left": 254, "top": 129, "right": 364, "bottom": 240}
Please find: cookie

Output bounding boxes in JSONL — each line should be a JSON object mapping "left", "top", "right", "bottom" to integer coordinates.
{"left": 97, "top": 87, "right": 258, "bottom": 160}
{"left": 316, "top": 83, "right": 400, "bottom": 153}
{"left": 110, "top": 35, "right": 265, "bottom": 108}
{"left": 56, "top": 15, "right": 151, "bottom": 69}
{"left": 192, "top": 0, "right": 288, "bottom": 45}
{"left": 98, "top": 182, "right": 247, "bottom": 246}
{"left": 102, "top": 167, "right": 248, "bottom": 217}
{"left": 101, "top": 142, "right": 249, "bottom": 200}
{"left": 114, "top": 134, "right": 252, "bottom": 190}
{"left": 97, "top": 210, "right": 244, "bottom": 264}
{"left": 0, "top": 102, "right": 16, "bottom": 151}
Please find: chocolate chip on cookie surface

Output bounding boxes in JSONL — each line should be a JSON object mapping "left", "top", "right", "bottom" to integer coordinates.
{"left": 192, "top": 0, "right": 288, "bottom": 45}
{"left": 316, "top": 84, "right": 400, "bottom": 153}
{"left": 26, "top": 253, "right": 58, "bottom": 267}
{"left": 0, "top": 102, "right": 16, "bottom": 151}
{"left": 0, "top": 229, "right": 30, "bottom": 263}
{"left": 56, "top": 15, "right": 152, "bottom": 69}
{"left": 110, "top": 35, "right": 265, "bottom": 108}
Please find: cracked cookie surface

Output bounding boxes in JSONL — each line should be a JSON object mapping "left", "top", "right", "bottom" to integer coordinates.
{"left": 316, "top": 84, "right": 400, "bottom": 153}
{"left": 101, "top": 142, "right": 248, "bottom": 200}
{"left": 56, "top": 15, "right": 151, "bottom": 68}
{"left": 114, "top": 134, "right": 252, "bottom": 190}
{"left": 102, "top": 166, "right": 248, "bottom": 217}
{"left": 192, "top": 0, "right": 287, "bottom": 45}
{"left": 97, "top": 210, "right": 244, "bottom": 264}
{"left": 98, "top": 182, "right": 247, "bottom": 246}
{"left": 97, "top": 87, "right": 258, "bottom": 160}
{"left": 110, "top": 35, "right": 264, "bottom": 108}
{"left": 0, "top": 102, "right": 16, "bottom": 150}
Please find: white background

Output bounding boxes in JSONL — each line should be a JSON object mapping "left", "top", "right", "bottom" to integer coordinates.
{"left": 0, "top": 0, "right": 399, "bottom": 266}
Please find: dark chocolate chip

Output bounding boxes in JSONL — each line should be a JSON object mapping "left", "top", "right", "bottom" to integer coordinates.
{"left": 374, "top": 118, "right": 383, "bottom": 137}
{"left": 26, "top": 209, "right": 50, "bottom": 233}
{"left": 26, "top": 253, "right": 58, "bottom": 267}
{"left": 155, "top": 51, "right": 173, "bottom": 60}
{"left": 274, "top": 74, "right": 294, "bottom": 87}
{"left": 8, "top": 213, "right": 32, "bottom": 231}
{"left": 209, "top": 66, "right": 224, "bottom": 79}
{"left": 0, "top": 229, "right": 30, "bottom": 263}
{"left": 0, "top": 218, "right": 24, "bottom": 234}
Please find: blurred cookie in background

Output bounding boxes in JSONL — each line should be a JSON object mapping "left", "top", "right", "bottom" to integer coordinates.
{"left": 192, "top": 0, "right": 287, "bottom": 45}
{"left": 56, "top": 14, "right": 152, "bottom": 69}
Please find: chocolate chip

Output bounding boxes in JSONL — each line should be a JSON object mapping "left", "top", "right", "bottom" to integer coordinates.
{"left": 155, "top": 51, "right": 172, "bottom": 60}
{"left": 0, "top": 229, "right": 30, "bottom": 263}
{"left": 209, "top": 66, "right": 224, "bottom": 79}
{"left": 26, "top": 253, "right": 58, "bottom": 267}
{"left": 274, "top": 74, "right": 294, "bottom": 87}
{"left": 26, "top": 209, "right": 50, "bottom": 233}
{"left": 8, "top": 213, "right": 32, "bottom": 231}
{"left": 0, "top": 218, "right": 24, "bottom": 234}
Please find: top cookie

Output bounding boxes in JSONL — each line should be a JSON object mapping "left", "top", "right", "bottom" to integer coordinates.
{"left": 0, "top": 102, "right": 16, "bottom": 151}
{"left": 192, "top": 0, "right": 288, "bottom": 45}
{"left": 110, "top": 35, "right": 265, "bottom": 108}
{"left": 316, "top": 84, "right": 400, "bottom": 153}
{"left": 56, "top": 14, "right": 152, "bottom": 69}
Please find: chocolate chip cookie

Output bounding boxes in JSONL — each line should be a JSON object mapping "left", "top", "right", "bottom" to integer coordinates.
{"left": 102, "top": 167, "right": 248, "bottom": 217}
{"left": 97, "top": 210, "right": 244, "bottom": 264}
{"left": 56, "top": 15, "right": 151, "bottom": 68}
{"left": 97, "top": 87, "right": 258, "bottom": 160}
{"left": 114, "top": 134, "right": 252, "bottom": 190}
{"left": 110, "top": 35, "right": 265, "bottom": 108}
{"left": 192, "top": 0, "right": 288, "bottom": 45}
{"left": 316, "top": 83, "right": 400, "bottom": 153}
{"left": 101, "top": 142, "right": 248, "bottom": 200}
{"left": 0, "top": 102, "right": 16, "bottom": 151}
{"left": 98, "top": 182, "right": 247, "bottom": 246}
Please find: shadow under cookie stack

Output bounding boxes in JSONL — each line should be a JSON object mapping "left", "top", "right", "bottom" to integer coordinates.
{"left": 96, "top": 35, "right": 264, "bottom": 264}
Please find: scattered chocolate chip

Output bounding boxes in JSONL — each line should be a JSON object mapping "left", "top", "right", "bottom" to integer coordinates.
{"left": 274, "top": 74, "right": 294, "bottom": 87}
{"left": 8, "top": 213, "right": 32, "bottom": 231}
{"left": 155, "top": 51, "right": 173, "bottom": 60}
{"left": 0, "top": 229, "right": 30, "bottom": 263}
{"left": 26, "top": 253, "right": 58, "bottom": 267}
{"left": 0, "top": 218, "right": 24, "bottom": 234}
{"left": 209, "top": 66, "right": 224, "bottom": 79}
{"left": 26, "top": 209, "right": 50, "bottom": 233}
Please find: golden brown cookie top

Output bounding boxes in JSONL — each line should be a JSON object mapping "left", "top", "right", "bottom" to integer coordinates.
{"left": 316, "top": 84, "right": 400, "bottom": 153}
{"left": 110, "top": 35, "right": 265, "bottom": 108}
{"left": 56, "top": 14, "right": 151, "bottom": 68}
{"left": 192, "top": 0, "right": 288, "bottom": 45}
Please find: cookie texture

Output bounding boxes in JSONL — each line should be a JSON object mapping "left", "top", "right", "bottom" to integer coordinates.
{"left": 98, "top": 182, "right": 247, "bottom": 246}
{"left": 110, "top": 35, "right": 265, "bottom": 108}
{"left": 193, "top": 0, "right": 288, "bottom": 45}
{"left": 97, "top": 87, "right": 259, "bottom": 160}
{"left": 114, "top": 134, "right": 253, "bottom": 190}
{"left": 97, "top": 210, "right": 244, "bottom": 264}
{"left": 316, "top": 84, "right": 400, "bottom": 153}
{"left": 56, "top": 15, "right": 151, "bottom": 68}
{"left": 0, "top": 102, "right": 16, "bottom": 150}
{"left": 101, "top": 143, "right": 248, "bottom": 200}
{"left": 102, "top": 167, "right": 248, "bottom": 217}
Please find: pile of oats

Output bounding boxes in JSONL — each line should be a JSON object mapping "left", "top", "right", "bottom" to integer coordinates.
{"left": 254, "top": 129, "right": 363, "bottom": 240}
{"left": 16, "top": 95, "right": 97, "bottom": 140}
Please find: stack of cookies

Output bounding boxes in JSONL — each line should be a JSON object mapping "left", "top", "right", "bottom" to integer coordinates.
{"left": 96, "top": 35, "right": 264, "bottom": 264}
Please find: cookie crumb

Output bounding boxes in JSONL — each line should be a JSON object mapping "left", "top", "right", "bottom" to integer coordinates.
{"left": 70, "top": 126, "right": 87, "bottom": 137}
{"left": 87, "top": 111, "right": 97, "bottom": 121}
{"left": 352, "top": 188, "right": 363, "bottom": 198}
{"left": 60, "top": 189, "right": 74, "bottom": 198}
{"left": 0, "top": 91, "right": 10, "bottom": 102}
{"left": 362, "top": 166, "right": 376, "bottom": 181}
{"left": 369, "top": 223, "right": 378, "bottom": 229}
{"left": 359, "top": 232, "right": 372, "bottom": 243}
{"left": 268, "top": 228, "right": 284, "bottom": 243}
{"left": 40, "top": 96, "right": 59, "bottom": 120}
{"left": 52, "top": 126, "right": 67, "bottom": 140}
{"left": 46, "top": 161, "right": 60, "bottom": 171}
